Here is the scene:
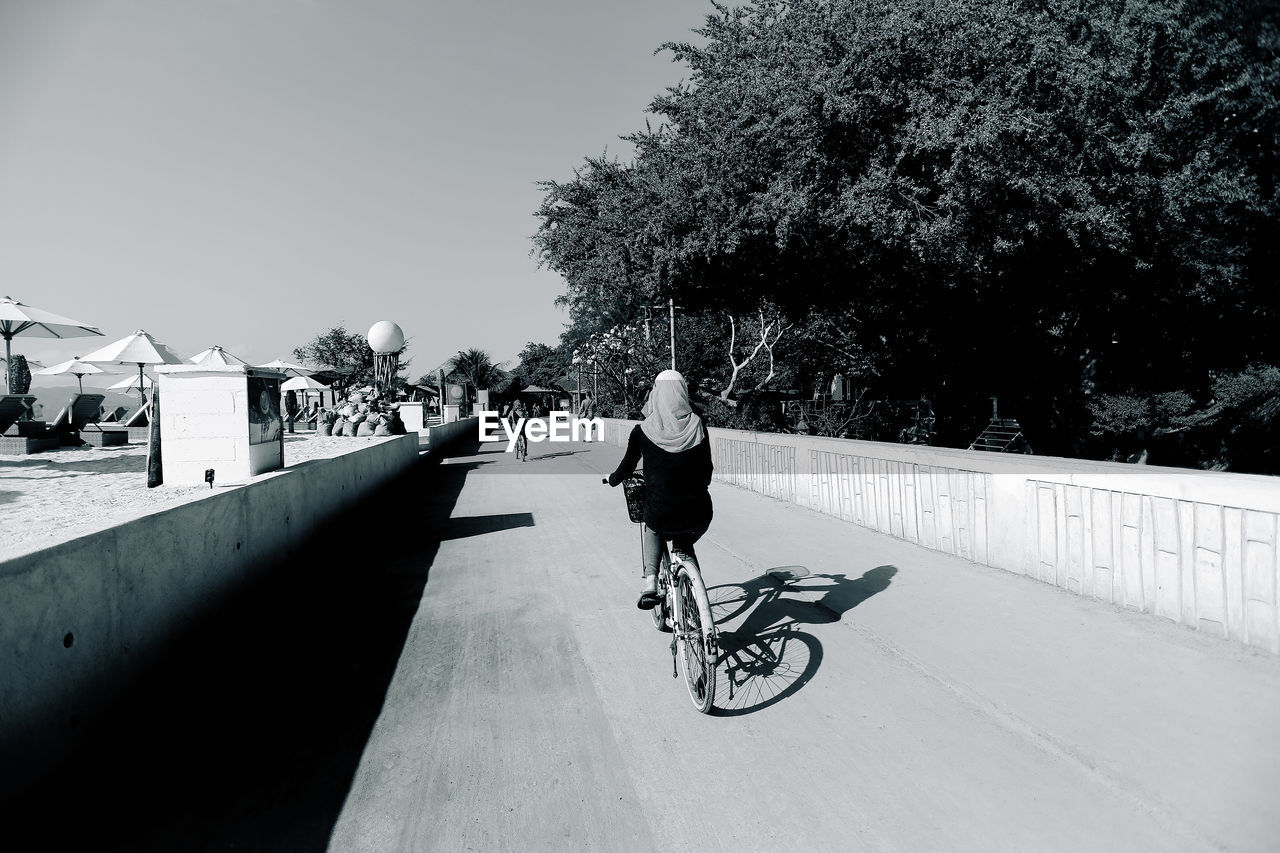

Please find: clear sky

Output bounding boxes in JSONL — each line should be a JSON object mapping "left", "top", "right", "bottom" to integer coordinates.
{"left": 0, "top": 0, "right": 711, "bottom": 386}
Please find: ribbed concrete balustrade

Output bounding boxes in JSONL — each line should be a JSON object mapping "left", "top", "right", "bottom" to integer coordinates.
{"left": 602, "top": 419, "right": 1280, "bottom": 653}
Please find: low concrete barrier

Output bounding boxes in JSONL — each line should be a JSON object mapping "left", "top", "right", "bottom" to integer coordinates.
{"left": 425, "top": 416, "right": 479, "bottom": 454}
{"left": 602, "top": 419, "right": 1280, "bottom": 653}
{"left": 0, "top": 433, "right": 420, "bottom": 801}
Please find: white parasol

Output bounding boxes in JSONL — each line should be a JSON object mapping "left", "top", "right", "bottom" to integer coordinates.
{"left": 35, "top": 356, "right": 114, "bottom": 393}
{"left": 0, "top": 295, "right": 104, "bottom": 393}
{"left": 281, "top": 374, "right": 330, "bottom": 392}
{"left": 188, "top": 345, "right": 251, "bottom": 367}
{"left": 282, "top": 373, "right": 334, "bottom": 406}
{"left": 258, "top": 359, "right": 313, "bottom": 377}
{"left": 82, "top": 329, "right": 184, "bottom": 408}
{"left": 108, "top": 373, "right": 153, "bottom": 393}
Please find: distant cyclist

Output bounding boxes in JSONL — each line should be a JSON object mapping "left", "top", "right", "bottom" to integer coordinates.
{"left": 606, "top": 370, "right": 713, "bottom": 609}
{"left": 508, "top": 397, "right": 527, "bottom": 427}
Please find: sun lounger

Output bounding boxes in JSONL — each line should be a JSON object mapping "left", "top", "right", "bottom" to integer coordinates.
{"left": 0, "top": 394, "right": 60, "bottom": 454}
{"left": 0, "top": 432, "right": 59, "bottom": 454}
{"left": 81, "top": 417, "right": 129, "bottom": 447}
{"left": 42, "top": 393, "right": 109, "bottom": 446}
{"left": 124, "top": 402, "right": 150, "bottom": 428}
{"left": 80, "top": 426, "right": 128, "bottom": 447}
{"left": 122, "top": 400, "right": 153, "bottom": 443}
{"left": 0, "top": 395, "right": 36, "bottom": 434}
{"left": 287, "top": 409, "right": 319, "bottom": 432}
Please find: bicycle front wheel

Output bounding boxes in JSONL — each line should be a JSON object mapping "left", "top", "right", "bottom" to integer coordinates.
{"left": 675, "top": 568, "right": 717, "bottom": 713}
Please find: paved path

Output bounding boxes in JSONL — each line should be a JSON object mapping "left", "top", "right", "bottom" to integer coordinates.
{"left": 327, "top": 439, "right": 1279, "bottom": 852}
{"left": 5, "top": 436, "right": 1277, "bottom": 851}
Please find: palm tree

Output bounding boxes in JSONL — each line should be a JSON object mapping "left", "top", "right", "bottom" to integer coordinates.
{"left": 449, "top": 348, "right": 504, "bottom": 400}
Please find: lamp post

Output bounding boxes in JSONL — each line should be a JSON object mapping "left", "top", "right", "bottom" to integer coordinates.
{"left": 668, "top": 297, "right": 676, "bottom": 370}
{"left": 572, "top": 348, "right": 584, "bottom": 412}
{"left": 367, "top": 320, "right": 404, "bottom": 403}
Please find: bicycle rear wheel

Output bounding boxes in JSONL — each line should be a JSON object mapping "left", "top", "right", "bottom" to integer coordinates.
{"left": 515, "top": 433, "right": 527, "bottom": 461}
{"left": 675, "top": 568, "right": 716, "bottom": 713}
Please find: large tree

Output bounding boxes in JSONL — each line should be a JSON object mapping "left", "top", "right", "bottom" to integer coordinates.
{"left": 534, "top": 0, "right": 1278, "bottom": 460}
{"left": 513, "top": 341, "right": 568, "bottom": 389}
{"left": 448, "top": 348, "right": 505, "bottom": 396}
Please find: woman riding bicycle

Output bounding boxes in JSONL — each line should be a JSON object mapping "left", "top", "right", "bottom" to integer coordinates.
{"left": 606, "top": 369, "right": 713, "bottom": 610}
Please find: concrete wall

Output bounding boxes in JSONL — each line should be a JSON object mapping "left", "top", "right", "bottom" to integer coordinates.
{"left": 0, "top": 433, "right": 420, "bottom": 800}
{"left": 426, "top": 416, "right": 478, "bottom": 452}
{"left": 602, "top": 419, "right": 1280, "bottom": 654}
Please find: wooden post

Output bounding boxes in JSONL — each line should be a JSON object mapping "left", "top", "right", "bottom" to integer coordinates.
{"left": 147, "top": 386, "right": 163, "bottom": 488}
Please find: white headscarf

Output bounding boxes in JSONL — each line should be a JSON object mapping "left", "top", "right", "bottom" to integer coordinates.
{"left": 640, "top": 369, "right": 706, "bottom": 453}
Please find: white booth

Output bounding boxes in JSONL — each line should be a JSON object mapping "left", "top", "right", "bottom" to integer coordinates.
{"left": 398, "top": 401, "right": 424, "bottom": 432}
{"left": 154, "top": 364, "right": 286, "bottom": 485}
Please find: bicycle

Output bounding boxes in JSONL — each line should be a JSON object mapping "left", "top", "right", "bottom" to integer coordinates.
{"left": 607, "top": 473, "right": 718, "bottom": 713}
{"left": 508, "top": 416, "right": 527, "bottom": 462}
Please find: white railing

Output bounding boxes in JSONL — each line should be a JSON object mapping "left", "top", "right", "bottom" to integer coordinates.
{"left": 601, "top": 419, "right": 1280, "bottom": 653}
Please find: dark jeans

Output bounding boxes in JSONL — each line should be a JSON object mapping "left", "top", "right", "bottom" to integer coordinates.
{"left": 641, "top": 521, "right": 709, "bottom": 578}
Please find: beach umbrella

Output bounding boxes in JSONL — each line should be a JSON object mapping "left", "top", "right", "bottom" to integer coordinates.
{"left": 188, "top": 345, "right": 250, "bottom": 367}
{"left": 282, "top": 373, "right": 333, "bottom": 407}
{"left": 35, "top": 356, "right": 114, "bottom": 393}
{"left": 281, "top": 374, "right": 330, "bottom": 392}
{"left": 0, "top": 295, "right": 104, "bottom": 393}
{"left": 82, "top": 329, "right": 184, "bottom": 408}
{"left": 258, "top": 359, "right": 313, "bottom": 377}
{"left": 108, "top": 373, "right": 153, "bottom": 393}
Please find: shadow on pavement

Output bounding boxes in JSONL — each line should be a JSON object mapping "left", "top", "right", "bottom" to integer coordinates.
{"left": 1, "top": 437, "right": 487, "bottom": 851}
{"left": 708, "top": 565, "right": 897, "bottom": 716}
{"left": 527, "top": 449, "right": 591, "bottom": 460}
{"left": 438, "top": 512, "right": 535, "bottom": 540}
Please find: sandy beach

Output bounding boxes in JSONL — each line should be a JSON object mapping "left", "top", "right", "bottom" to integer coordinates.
{"left": 0, "top": 434, "right": 414, "bottom": 562}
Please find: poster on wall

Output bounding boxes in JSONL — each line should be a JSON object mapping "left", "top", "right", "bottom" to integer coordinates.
{"left": 247, "top": 375, "right": 283, "bottom": 446}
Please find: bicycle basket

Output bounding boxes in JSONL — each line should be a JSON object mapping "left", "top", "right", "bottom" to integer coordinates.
{"left": 622, "top": 474, "right": 645, "bottom": 523}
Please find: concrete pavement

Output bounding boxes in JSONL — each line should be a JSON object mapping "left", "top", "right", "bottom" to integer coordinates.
{"left": 329, "top": 438, "right": 1280, "bottom": 852}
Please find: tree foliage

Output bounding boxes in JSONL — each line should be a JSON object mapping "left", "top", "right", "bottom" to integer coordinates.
{"left": 533, "top": 0, "right": 1279, "bottom": 467}
{"left": 1089, "top": 365, "right": 1280, "bottom": 471}
{"left": 513, "top": 341, "right": 568, "bottom": 389}
{"left": 4, "top": 354, "right": 32, "bottom": 395}
{"left": 448, "top": 348, "right": 505, "bottom": 393}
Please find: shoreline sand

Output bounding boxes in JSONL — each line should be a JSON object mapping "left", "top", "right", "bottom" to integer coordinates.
{"left": 0, "top": 435, "right": 413, "bottom": 562}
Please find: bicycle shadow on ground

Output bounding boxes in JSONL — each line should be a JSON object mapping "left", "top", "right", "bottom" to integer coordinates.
{"left": 708, "top": 565, "right": 897, "bottom": 716}
{"left": 0, "top": 435, "right": 494, "bottom": 851}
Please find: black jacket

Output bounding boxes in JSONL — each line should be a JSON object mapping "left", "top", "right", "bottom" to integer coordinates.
{"left": 608, "top": 424, "right": 713, "bottom": 533}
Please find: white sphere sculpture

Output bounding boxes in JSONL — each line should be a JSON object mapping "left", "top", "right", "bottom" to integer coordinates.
{"left": 367, "top": 321, "right": 404, "bottom": 354}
